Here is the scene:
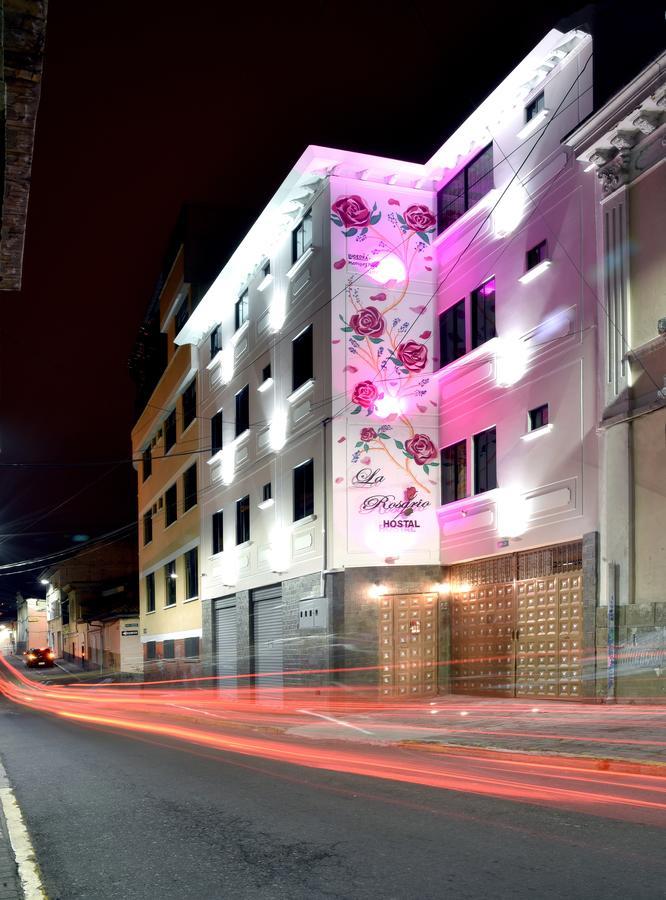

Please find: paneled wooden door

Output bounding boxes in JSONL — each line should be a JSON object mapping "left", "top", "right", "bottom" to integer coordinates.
{"left": 379, "top": 593, "right": 438, "bottom": 696}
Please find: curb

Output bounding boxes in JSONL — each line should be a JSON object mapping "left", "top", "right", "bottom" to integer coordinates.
{"left": 397, "top": 740, "right": 666, "bottom": 777}
{"left": 0, "top": 759, "right": 47, "bottom": 898}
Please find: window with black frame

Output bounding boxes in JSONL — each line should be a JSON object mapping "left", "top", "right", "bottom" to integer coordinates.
{"left": 441, "top": 440, "right": 467, "bottom": 505}
{"left": 526, "top": 91, "right": 544, "bottom": 122}
{"left": 211, "top": 410, "right": 223, "bottom": 456}
{"left": 175, "top": 295, "right": 190, "bottom": 334}
{"left": 183, "top": 463, "right": 197, "bottom": 511}
{"left": 143, "top": 510, "right": 153, "bottom": 545}
{"left": 184, "top": 637, "right": 200, "bottom": 658}
{"left": 526, "top": 240, "right": 547, "bottom": 271}
{"left": 163, "top": 639, "right": 175, "bottom": 659}
{"left": 471, "top": 277, "right": 496, "bottom": 350}
{"left": 293, "top": 459, "right": 314, "bottom": 521}
{"left": 145, "top": 640, "right": 157, "bottom": 660}
{"left": 142, "top": 445, "right": 152, "bottom": 481}
{"left": 184, "top": 548, "right": 198, "bottom": 600}
{"left": 235, "top": 385, "right": 249, "bottom": 437}
{"left": 292, "top": 211, "right": 313, "bottom": 262}
{"left": 439, "top": 299, "right": 466, "bottom": 367}
{"left": 292, "top": 325, "right": 313, "bottom": 391}
{"left": 164, "top": 409, "right": 176, "bottom": 453}
{"left": 146, "top": 573, "right": 155, "bottom": 613}
{"left": 182, "top": 379, "right": 197, "bottom": 431}
{"left": 165, "top": 483, "right": 177, "bottom": 527}
{"left": 437, "top": 144, "right": 493, "bottom": 233}
{"left": 473, "top": 427, "right": 497, "bottom": 495}
{"left": 210, "top": 325, "right": 222, "bottom": 358}
{"left": 236, "top": 495, "right": 250, "bottom": 544}
{"left": 234, "top": 291, "right": 249, "bottom": 331}
{"left": 212, "top": 510, "right": 224, "bottom": 554}
{"left": 165, "top": 561, "right": 177, "bottom": 606}
{"left": 528, "top": 403, "right": 549, "bottom": 431}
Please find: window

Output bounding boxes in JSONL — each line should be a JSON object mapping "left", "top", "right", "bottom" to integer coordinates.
{"left": 146, "top": 573, "right": 155, "bottom": 613}
{"left": 526, "top": 240, "right": 547, "bottom": 271}
{"left": 184, "top": 637, "right": 200, "bottom": 658}
{"left": 262, "top": 482, "right": 272, "bottom": 502}
{"left": 235, "top": 385, "right": 249, "bottom": 437}
{"left": 262, "top": 261, "right": 270, "bottom": 279}
{"left": 526, "top": 91, "right": 545, "bottom": 122}
{"left": 163, "top": 639, "right": 175, "bottom": 659}
{"left": 437, "top": 144, "right": 493, "bottom": 233}
{"left": 441, "top": 440, "right": 467, "bottom": 505}
{"left": 183, "top": 463, "right": 197, "bottom": 511}
{"left": 211, "top": 411, "right": 223, "bottom": 456}
{"left": 471, "top": 278, "right": 496, "bottom": 350}
{"left": 142, "top": 445, "right": 152, "bottom": 481}
{"left": 175, "top": 296, "right": 190, "bottom": 334}
{"left": 528, "top": 403, "right": 549, "bottom": 431}
{"left": 212, "top": 510, "right": 224, "bottom": 555}
{"left": 439, "top": 299, "right": 466, "bottom": 368}
{"left": 182, "top": 379, "right": 196, "bottom": 431}
{"left": 184, "top": 548, "right": 198, "bottom": 600}
{"left": 234, "top": 290, "right": 249, "bottom": 331}
{"left": 292, "top": 325, "right": 313, "bottom": 391}
{"left": 210, "top": 325, "right": 222, "bottom": 357}
{"left": 262, "top": 363, "right": 271, "bottom": 383}
{"left": 145, "top": 640, "right": 157, "bottom": 660}
{"left": 473, "top": 427, "right": 497, "bottom": 495}
{"left": 236, "top": 495, "right": 250, "bottom": 544}
{"left": 292, "top": 211, "right": 313, "bottom": 262}
{"left": 143, "top": 510, "right": 153, "bottom": 546}
{"left": 165, "top": 483, "right": 177, "bottom": 527}
{"left": 164, "top": 410, "right": 176, "bottom": 453}
{"left": 165, "top": 560, "right": 177, "bottom": 606}
{"left": 294, "top": 459, "right": 314, "bottom": 522}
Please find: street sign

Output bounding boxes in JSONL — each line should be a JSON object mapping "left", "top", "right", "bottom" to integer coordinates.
{"left": 122, "top": 630, "right": 139, "bottom": 636}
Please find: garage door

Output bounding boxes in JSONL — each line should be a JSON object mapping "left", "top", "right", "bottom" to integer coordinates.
{"left": 252, "top": 586, "right": 283, "bottom": 688}
{"left": 215, "top": 602, "right": 237, "bottom": 691}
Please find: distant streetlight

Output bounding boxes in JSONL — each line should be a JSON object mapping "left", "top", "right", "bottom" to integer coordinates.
{"left": 40, "top": 579, "right": 49, "bottom": 586}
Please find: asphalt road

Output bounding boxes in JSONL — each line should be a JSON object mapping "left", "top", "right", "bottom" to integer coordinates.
{"left": 1, "top": 696, "right": 666, "bottom": 900}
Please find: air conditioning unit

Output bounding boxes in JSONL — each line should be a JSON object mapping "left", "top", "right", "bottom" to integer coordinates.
{"left": 657, "top": 317, "right": 666, "bottom": 335}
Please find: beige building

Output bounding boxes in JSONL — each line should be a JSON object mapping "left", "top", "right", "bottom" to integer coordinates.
{"left": 568, "top": 51, "right": 666, "bottom": 697}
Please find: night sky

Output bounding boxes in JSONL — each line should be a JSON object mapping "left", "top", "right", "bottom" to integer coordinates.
{"left": 0, "top": 0, "right": 658, "bottom": 612}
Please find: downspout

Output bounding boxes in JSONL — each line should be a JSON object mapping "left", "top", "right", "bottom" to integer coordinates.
{"left": 320, "top": 417, "right": 331, "bottom": 598}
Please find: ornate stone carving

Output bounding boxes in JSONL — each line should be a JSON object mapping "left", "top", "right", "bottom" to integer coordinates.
{"left": 589, "top": 147, "right": 616, "bottom": 167}
{"left": 632, "top": 109, "right": 663, "bottom": 134}
{"left": 610, "top": 129, "right": 639, "bottom": 151}
{"left": 598, "top": 159, "right": 629, "bottom": 195}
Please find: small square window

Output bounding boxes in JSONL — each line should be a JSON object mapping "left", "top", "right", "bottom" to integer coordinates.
{"left": 526, "top": 92, "right": 545, "bottom": 122}
{"left": 210, "top": 325, "right": 222, "bottom": 357}
{"left": 262, "top": 363, "right": 271, "bottom": 383}
{"left": 262, "top": 261, "right": 270, "bottom": 279}
{"left": 292, "top": 211, "right": 313, "bottom": 263}
{"left": 528, "top": 404, "right": 549, "bottom": 431}
{"left": 263, "top": 482, "right": 272, "bottom": 502}
{"left": 235, "top": 291, "right": 249, "bottom": 331}
{"left": 526, "top": 240, "right": 547, "bottom": 271}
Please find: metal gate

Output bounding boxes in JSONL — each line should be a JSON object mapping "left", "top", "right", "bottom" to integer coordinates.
{"left": 450, "top": 542, "right": 584, "bottom": 699}
{"left": 252, "top": 586, "right": 284, "bottom": 688}
{"left": 379, "top": 593, "right": 438, "bottom": 696}
{"left": 214, "top": 602, "right": 237, "bottom": 691}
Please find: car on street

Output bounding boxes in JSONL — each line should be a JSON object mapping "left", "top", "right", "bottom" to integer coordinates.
{"left": 24, "top": 647, "right": 56, "bottom": 668}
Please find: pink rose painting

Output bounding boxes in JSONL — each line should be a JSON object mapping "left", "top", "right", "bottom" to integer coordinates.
{"left": 396, "top": 340, "right": 428, "bottom": 372}
{"left": 352, "top": 381, "right": 379, "bottom": 410}
{"left": 360, "top": 427, "right": 377, "bottom": 442}
{"left": 405, "top": 434, "right": 437, "bottom": 466}
{"left": 403, "top": 204, "right": 437, "bottom": 232}
{"left": 349, "top": 307, "right": 385, "bottom": 338}
{"left": 331, "top": 196, "right": 381, "bottom": 235}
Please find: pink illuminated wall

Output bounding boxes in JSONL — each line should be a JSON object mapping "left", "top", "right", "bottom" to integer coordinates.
{"left": 329, "top": 178, "right": 440, "bottom": 568}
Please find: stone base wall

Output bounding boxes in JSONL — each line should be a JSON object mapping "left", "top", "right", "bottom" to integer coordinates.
{"left": 596, "top": 601, "right": 666, "bottom": 699}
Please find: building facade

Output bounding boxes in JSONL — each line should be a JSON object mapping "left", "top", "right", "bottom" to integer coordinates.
{"left": 15, "top": 597, "right": 47, "bottom": 653}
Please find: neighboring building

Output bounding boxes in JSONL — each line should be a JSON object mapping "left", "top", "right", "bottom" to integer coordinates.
{"left": 40, "top": 537, "right": 140, "bottom": 673}
{"left": 15, "top": 596, "right": 47, "bottom": 653}
{"left": 567, "top": 52, "right": 666, "bottom": 698}
{"left": 169, "top": 26, "right": 602, "bottom": 700}
{"left": 0, "top": 0, "right": 48, "bottom": 290}
{"left": 130, "top": 208, "right": 224, "bottom": 677}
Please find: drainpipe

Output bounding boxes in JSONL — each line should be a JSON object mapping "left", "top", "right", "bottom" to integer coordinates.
{"left": 320, "top": 417, "right": 331, "bottom": 598}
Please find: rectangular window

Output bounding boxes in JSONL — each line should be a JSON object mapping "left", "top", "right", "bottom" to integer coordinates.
{"left": 184, "top": 548, "right": 198, "bottom": 600}
{"left": 142, "top": 445, "right": 152, "bottom": 481}
{"left": 526, "top": 91, "right": 545, "bottom": 122}
{"left": 145, "top": 640, "right": 157, "bottom": 660}
{"left": 526, "top": 240, "right": 547, "bottom": 271}
{"left": 473, "top": 427, "right": 497, "bottom": 495}
{"left": 143, "top": 510, "right": 153, "bottom": 546}
{"left": 292, "top": 211, "right": 313, "bottom": 262}
{"left": 441, "top": 440, "right": 467, "bottom": 505}
{"left": 471, "top": 277, "right": 496, "bottom": 350}
{"left": 262, "top": 482, "right": 272, "bottom": 502}
{"left": 528, "top": 403, "right": 549, "bottom": 431}
{"left": 184, "top": 636, "right": 200, "bottom": 658}
{"left": 262, "top": 261, "right": 270, "bottom": 279}
{"left": 182, "top": 379, "right": 196, "bottom": 431}
{"left": 292, "top": 325, "right": 313, "bottom": 391}
{"left": 437, "top": 144, "right": 493, "bottom": 233}
{"left": 236, "top": 495, "right": 250, "bottom": 545}
{"left": 212, "top": 510, "right": 224, "bottom": 555}
{"left": 164, "top": 409, "right": 176, "bottom": 453}
{"left": 293, "top": 459, "right": 314, "bottom": 522}
{"left": 211, "top": 411, "right": 223, "bottom": 456}
{"left": 175, "top": 296, "right": 190, "bottom": 334}
{"left": 235, "top": 385, "right": 249, "bottom": 437}
{"left": 234, "top": 290, "right": 249, "bottom": 331}
{"left": 439, "top": 299, "right": 466, "bottom": 367}
{"left": 146, "top": 573, "right": 155, "bottom": 614}
{"left": 183, "top": 463, "right": 197, "bottom": 511}
{"left": 165, "top": 483, "right": 177, "bottom": 527}
{"left": 210, "top": 325, "right": 222, "bottom": 358}
{"left": 262, "top": 363, "right": 271, "bottom": 383}
{"left": 163, "top": 639, "right": 175, "bottom": 659}
{"left": 165, "top": 560, "right": 177, "bottom": 606}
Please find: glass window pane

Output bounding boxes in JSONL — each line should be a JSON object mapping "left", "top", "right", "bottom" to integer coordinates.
{"left": 471, "top": 278, "right": 496, "bottom": 350}
{"left": 437, "top": 170, "right": 465, "bottom": 233}
{"left": 466, "top": 144, "right": 494, "bottom": 211}
{"left": 439, "top": 299, "right": 466, "bottom": 367}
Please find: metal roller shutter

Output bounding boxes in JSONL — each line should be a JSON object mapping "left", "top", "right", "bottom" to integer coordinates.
{"left": 252, "top": 586, "right": 283, "bottom": 688}
{"left": 215, "top": 602, "right": 237, "bottom": 690}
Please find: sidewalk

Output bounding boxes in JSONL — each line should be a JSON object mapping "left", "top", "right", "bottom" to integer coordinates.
{"left": 0, "top": 774, "right": 22, "bottom": 900}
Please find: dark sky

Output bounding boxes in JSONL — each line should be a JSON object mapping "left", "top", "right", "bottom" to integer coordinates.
{"left": 0, "top": 0, "right": 657, "bottom": 610}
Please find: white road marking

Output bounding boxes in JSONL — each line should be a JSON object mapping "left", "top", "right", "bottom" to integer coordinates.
{"left": 297, "top": 709, "right": 374, "bottom": 735}
{"left": 0, "top": 761, "right": 47, "bottom": 899}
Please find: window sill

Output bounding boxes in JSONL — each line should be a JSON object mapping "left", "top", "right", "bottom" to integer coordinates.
{"left": 207, "top": 450, "right": 223, "bottom": 467}
{"left": 258, "top": 498, "right": 274, "bottom": 510}
{"left": 286, "top": 246, "right": 315, "bottom": 280}
{"left": 233, "top": 428, "right": 250, "bottom": 446}
{"left": 183, "top": 503, "right": 198, "bottom": 515}
{"left": 163, "top": 604, "right": 177, "bottom": 610}
{"left": 287, "top": 378, "right": 315, "bottom": 404}
{"left": 257, "top": 377, "right": 274, "bottom": 393}
{"left": 183, "top": 596, "right": 199, "bottom": 604}
{"left": 432, "top": 189, "right": 497, "bottom": 248}
{"left": 231, "top": 320, "right": 250, "bottom": 345}
{"left": 517, "top": 108, "right": 550, "bottom": 140}
{"left": 207, "top": 350, "right": 223, "bottom": 371}
{"left": 293, "top": 513, "right": 317, "bottom": 527}
{"left": 145, "top": 610, "right": 156, "bottom": 615}
{"left": 433, "top": 337, "right": 500, "bottom": 381}
{"left": 518, "top": 259, "right": 551, "bottom": 284}
{"left": 521, "top": 423, "right": 553, "bottom": 442}
{"left": 164, "top": 520, "right": 177, "bottom": 531}
{"left": 235, "top": 539, "right": 253, "bottom": 550}
{"left": 181, "top": 418, "right": 196, "bottom": 439}
{"left": 257, "top": 273, "right": 273, "bottom": 292}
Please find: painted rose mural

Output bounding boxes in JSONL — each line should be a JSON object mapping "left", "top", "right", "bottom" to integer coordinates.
{"left": 332, "top": 191, "right": 438, "bottom": 495}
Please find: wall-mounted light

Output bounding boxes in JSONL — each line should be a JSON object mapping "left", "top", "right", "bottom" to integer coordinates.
{"left": 368, "top": 254, "right": 406, "bottom": 285}
{"left": 368, "top": 583, "right": 387, "bottom": 600}
{"left": 374, "top": 393, "right": 406, "bottom": 418}
{"left": 220, "top": 346, "right": 235, "bottom": 385}
{"left": 496, "top": 337, "right": 528, "bottom": 387}
{"left": 40, "top": 579, "right": 49, "bottom": 586}
{"left": 269, "top": 290, "right": 286, "bottom": 333}
{"left": 269, "top": 408, "right": 288, "bottom": 452}
{"left": 221, "top": 552, "right": 239, "bottom": 587}
{"left": 221, "top": 444, "right": 235, "bottom": 486}
{"left": 169, "top": 572, "right": 178, "bottom": 580}
{"left": 434, "top": 582, "right": 451, "bottom": 595}
{"left": 269, "top": 528, "right": 290, "bottom": 573}
{"left": 493, "top": 181, "right": 527, "bottom": 238}
{"left": 497, "top": 488, "right": 529, "bottom": 538}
